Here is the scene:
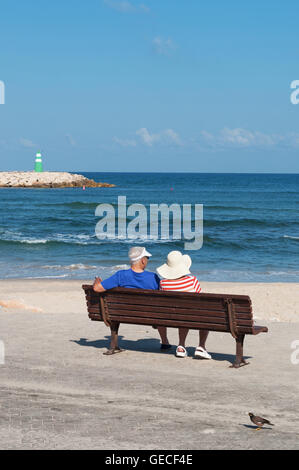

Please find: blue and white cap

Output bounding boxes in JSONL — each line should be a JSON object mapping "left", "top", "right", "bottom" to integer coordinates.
{"left": 128, "top": 246, "right": 152, "bottom": 263}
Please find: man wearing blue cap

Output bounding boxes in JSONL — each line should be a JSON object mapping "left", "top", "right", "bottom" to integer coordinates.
{"left": 93, "top": 246, "right": 170, "bottom": 349}
{"left": 93, "top": 246, "right": 160, "bottom": 291}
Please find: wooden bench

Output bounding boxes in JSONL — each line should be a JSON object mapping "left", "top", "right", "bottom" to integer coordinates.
{"left": 82, "top": 285, "right": 268, "bottom": 368}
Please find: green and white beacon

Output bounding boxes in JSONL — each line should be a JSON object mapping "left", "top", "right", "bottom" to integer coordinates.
{"left": 34, "top": 151, "right": 43, "bottom": 172}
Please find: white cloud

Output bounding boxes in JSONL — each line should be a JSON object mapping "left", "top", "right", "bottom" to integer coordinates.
{"left": 20, "top": 138, "right": 37, "bottom": 148}
{"left": 221, "top": 128, "right": 277, "bottom": 146}
{"left": 136, "top": 128, "right": 159, "bottom": 146}
{"left": 114, "top": 128, "right": 182, "bottom": 147}
{"left": 113, "top": 127, "right": 299, "bottom": 152}
{"left": 200, "top": 130, "right": 214, "bottom": 141}
{"left": 163, "top": 128, "right": 182, "bottom": 145}
{"left": 152, "top": 37, "right": 175, "bottom": 55}
{"left": 221, "top": 128, "right": 255, "bottom": 146}
{"left": 65, "top": 134, "right": 76, "bottom": 147}
{"left": 139, "top": 3, "right": 150, "bottom": 13}
{"left": 103, "top": 0, "right": 149, "bottom": 13}
{"left": 113, "top": 136, "right": 137, "bottom": 147}
{"left": 199, "top": 128, "right": 283, "bottom": 149}
{"left": 198, "top": 127, "right": 299, "bottom": 150}
{"left": 284, "top": 132, "right": 299, "bottom": 148}
{"left": 104, "top": 0, "right": 134, "bottom": 12}
{"left": 136, "top": 127, "right": 182, "bottom": 146}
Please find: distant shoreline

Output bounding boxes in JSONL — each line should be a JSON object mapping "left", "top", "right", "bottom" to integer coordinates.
{"left": 69, "top": 171, "right": 299, "bottom": 175}
{"left": 0, "top": 171, "right": 115, "bottom": 188}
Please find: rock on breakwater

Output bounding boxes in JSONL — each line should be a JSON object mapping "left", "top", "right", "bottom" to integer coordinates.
{"left": 0, "top": 172, "right": 115, "bottom": 188}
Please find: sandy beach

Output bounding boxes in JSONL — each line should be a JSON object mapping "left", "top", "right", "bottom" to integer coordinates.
{"left": 0, "top": 279, "right": 298, "bottom": 322}
{"left": 0, "top": 280, "right": 299, "bottom": 449}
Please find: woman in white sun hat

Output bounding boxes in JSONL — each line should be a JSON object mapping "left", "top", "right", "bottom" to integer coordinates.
{"left": 156, "top": 250, "right": 211, "bottom": 359}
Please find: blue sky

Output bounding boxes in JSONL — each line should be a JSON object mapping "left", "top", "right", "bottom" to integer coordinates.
{"left": 0, "top": 0, "right": 299, "bottom": 172}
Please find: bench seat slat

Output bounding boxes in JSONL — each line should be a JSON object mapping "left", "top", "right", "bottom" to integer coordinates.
{"left": 88, "top": 299, "right": 251, "bottom": 316}
{"left": 105, "top": 287, "right": 251, "bottom": 301}
{"left": 87, "top": 306, "right": 253, "bottom": 327}
{"left": 106, "top": 303, "right": 227, "bottom": 317}
{"left": 88, "top": 314, "right": 255, "bottom": 334}
{"left": 105, "top": 302, "right": 253, "bottom": 318}
{"left": 108, "top": 310, "right": 253, "bottom": 327}
{"left": 103, "top": 315, "right": 230, "bottom": 331}
{"left": 87, "top": 314, "right": 256, "bottom": 334}
{"left": 108, "top": 309, "right": 228, "bottom": 325}
{"left": 87, "top": 303, "right": 253, "bottom": 320}
{"left": 103, "top": 295, "right": 252, "bottom": 313}
{"left": 106, "top": 295, "right": 226, "bottom": 310}
{"left": 106, "top": 292, "right": 251, "bottom": 305}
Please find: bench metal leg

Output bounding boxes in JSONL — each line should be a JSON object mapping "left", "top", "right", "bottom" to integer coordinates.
{"left": 103, "top": 321, "right": 124, "bottom": 355}
{"left": 230, "top": 334, "right": 249, "bottom": 368}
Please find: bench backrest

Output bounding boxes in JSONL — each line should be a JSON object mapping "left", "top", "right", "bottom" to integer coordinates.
{"left": 82, "top": 285, "right": 255, "bottom": 337}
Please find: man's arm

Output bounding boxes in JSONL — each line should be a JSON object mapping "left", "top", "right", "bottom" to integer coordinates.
{"left": 93, "top": 272, "right": 120, "bottom": 292}
{"left": 93, "top": 277, "right": 106, "bottom": 293}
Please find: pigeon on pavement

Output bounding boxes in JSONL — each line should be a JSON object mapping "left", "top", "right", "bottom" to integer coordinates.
{"left": 248, "top": 413, "right": 274, "bottom": 430}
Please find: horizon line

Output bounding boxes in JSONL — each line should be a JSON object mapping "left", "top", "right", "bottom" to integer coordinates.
{"left": 75, "top": 170, "right": 299, "bottom": 175}
{"left": 1, "top": 170, "right": 298, "bottom": 175}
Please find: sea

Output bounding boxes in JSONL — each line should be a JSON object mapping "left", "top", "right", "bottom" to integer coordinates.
{"left": 0, "top": 172, "right": 298, "bottom": 282}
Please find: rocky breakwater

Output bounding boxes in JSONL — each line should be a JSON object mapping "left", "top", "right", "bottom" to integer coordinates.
{"left": 0, "top": 172, "right": 115, "bottom": 188}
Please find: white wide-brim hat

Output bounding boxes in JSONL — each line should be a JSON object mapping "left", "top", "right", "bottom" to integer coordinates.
{"left": 157, "top": 251, "right": 192, "bottom": 280}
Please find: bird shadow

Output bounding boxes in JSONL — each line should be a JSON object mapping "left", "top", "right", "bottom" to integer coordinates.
{"left": 71, "top": 336, "right": 251, "bottom": 364}
{"left": 241, "top": 424, "right": 272, "bottom": 430}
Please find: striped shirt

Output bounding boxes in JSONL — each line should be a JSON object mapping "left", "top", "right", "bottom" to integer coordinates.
{"left": 160, "top": 275, "right": 202, "bottom": 293}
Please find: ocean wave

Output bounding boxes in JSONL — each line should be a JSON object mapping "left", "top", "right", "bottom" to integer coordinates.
{"left": 283, "top": 235, "right": 299, "bottom": 241}
{"left": 204, "top": 218, "right": 297, "bottom": 228}
{"left": 1, "top": 228, "right": 298, "bottom": 250}
{"left": 43, "top": 201, "right": 118, "bottom": 209}
{"left": 10, "top": 267, "right": 299, "bottom": 282}
{"left": 41, "top": 263, "right": 98, "bottom": 270}
{"left": 0, "top": 231, "right": 97, "bottom": 246}
{"left": 40, "top": 263, "right": 130, "bottom": 272}
{"left": 192, "top": 268, "right": 299, "bottom": 281}
{"left": 21, "top": 238, "right": 48, "bottom": 244}
{"left": 0, "top": 232, "right": 282, "bottom": 250}
{"left": 205, "top": 205, "right": 298, "bottom": 213}
{"left": 0, "top": 230, "right": 184, "bottom": 247}
{"left": 25, "top": 275, "right": 69, "bottom": 279}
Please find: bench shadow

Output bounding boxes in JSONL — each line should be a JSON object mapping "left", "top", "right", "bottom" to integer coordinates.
{"left": 71, "top": 337, "right": 251, "bottom": 364}
{"left": 71, "top": 336, "right": 173, "bottom": 354}
{"left": 205, "top": 351, "right": 252, "bottom": 365}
